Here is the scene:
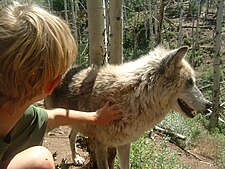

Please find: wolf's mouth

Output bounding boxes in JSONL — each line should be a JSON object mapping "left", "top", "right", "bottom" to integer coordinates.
{"left": 177, "top": 98, "right": 195, "bottom": 118}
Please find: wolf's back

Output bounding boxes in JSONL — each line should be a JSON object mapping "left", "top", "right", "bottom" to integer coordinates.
{"left": 45, "top": 65, "right": 119, "bottom": 112}
{"left": 45, "top": 65, "right": 93, "bottom": 110}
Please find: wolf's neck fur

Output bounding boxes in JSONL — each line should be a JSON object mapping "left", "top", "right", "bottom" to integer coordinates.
{"left": 107, "top": 56, "right": 179, "bottom": 134}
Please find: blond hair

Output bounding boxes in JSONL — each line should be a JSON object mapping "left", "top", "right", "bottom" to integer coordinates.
{"left": 0, "top": 2, "right": 77, "bottom": 108}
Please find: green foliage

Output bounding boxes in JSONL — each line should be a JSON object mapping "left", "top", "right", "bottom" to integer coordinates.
{"left": 51, "top": 0, "right": 64, "bottom": 11}
{"left": 197, "top": 67, "right": 214, "bottom": 99}
{"left": 160, "top": 112, "right": 225, "bottom": 168}
{"left": 114, "top": 134, "right": 191, "bottom": 169}
{"left": 159, "top": 112, "right": 205, "bottom": 147}
{"left": 53, "top": 152, "right": 68, "bottom": 169}
{"left": 75, "top": 43, "right": 89, "bottom": 67}
{"left": 183, "top": 33, "right": 192, "bottom": 47}
{"left": 198, "top": 66, "right": 225, "bottom": 105}
{"left": 186, "top": 48, "right": 203, "bottom": 67}
{"left": 55, "top": 158, "right": 67, "bottom": 169}
{"left": 189, "top": 1, "right": 198, "bottom": 15}
{"left": 114, "top": 112, "right": 225, "bottom": 168}
{"left": 123, "top": 11, "right": 152, "bottom": 60}
{"left": 192, "top": 130, "right": 225, "bottom": 169}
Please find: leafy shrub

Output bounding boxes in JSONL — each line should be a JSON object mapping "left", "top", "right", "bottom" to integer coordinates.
{"left": 114, "top": 133, "right": 191, "bottom": 169}
{"left": 160, "top": 112, "right": 225, "bottom": 168}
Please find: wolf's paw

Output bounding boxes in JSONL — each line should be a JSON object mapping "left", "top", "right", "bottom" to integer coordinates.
{"left": 74, "top": 155, "right": 85, "bottom": 166}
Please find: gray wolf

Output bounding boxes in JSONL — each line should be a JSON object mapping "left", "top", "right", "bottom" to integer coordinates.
{"left": 45, "top": 45, "right": 212, "bottom": 169}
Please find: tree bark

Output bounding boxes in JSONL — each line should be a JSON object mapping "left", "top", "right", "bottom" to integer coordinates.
{"left": 70, "top": 0, "right": 78, "bottom": 40}
{"left": 195, "top": 0, "right": 201, "bottom": 46}
{"left": 210, "top": 0, "right": 224, "bottom": 129}
{"left": 45, "top": 0, "right": 51, "bottom": 12}
{"left": 87, "top": 0, "right": 106, "bottom": 66}
{"left": 156, "top": 0, "right": 164, "bottom": 45}
{"left": 191, "top": 2, "right": 195, "bottom": 67}
{"left": 178, "top": 0, "right": 184, "bottom": 47}
{"left": 64, "top": 0, "right": 68, "bottom": 23}
{"left": 148, "top": 0, "right": 155, "bottom": 49}
{"left": 204, "top": 0, "right": 209, "bottom": 22}
{"left": 86, "top": 1, "right": 108, "bottom": 168}
{"left": 109, "top": 0, "right": 123, "bottom": 64}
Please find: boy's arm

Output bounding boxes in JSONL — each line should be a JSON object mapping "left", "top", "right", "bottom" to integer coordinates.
{"left": 46, "top": 101, "right": 122, "bottom": 127}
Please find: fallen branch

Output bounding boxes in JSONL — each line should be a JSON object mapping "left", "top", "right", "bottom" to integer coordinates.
{"left": 151, "top": 127, "right": 213, "bottom": 166}
{"left": 153, "top": 126, "right": 186, "bottom": 140}
{"left": 182, "top": 25, "right": 215, "bottom": 29}
{"left": 200, "top": 45, "right": 214, "bottom": 49}
{"left": 185, "top": 149, "right": 205, "bottom": 161}
{"left": 150, "top": 126, "right": 214, "bottom": 167}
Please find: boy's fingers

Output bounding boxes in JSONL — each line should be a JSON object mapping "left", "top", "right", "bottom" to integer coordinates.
{"left": 116, "top": 114, "right": 123, "bottom": 119}
{"left": 105, "top": 101, "right": 110, "bottom": 107}
{"left": 114, "top": 111, "right": 123, "bottom": 118}
{"left": 109, "top": 103, "right": 121, "bottom": 110}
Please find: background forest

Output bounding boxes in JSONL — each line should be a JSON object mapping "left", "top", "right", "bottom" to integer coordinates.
{"left": 2, "top": 0, "right": 224, "bottom": 168}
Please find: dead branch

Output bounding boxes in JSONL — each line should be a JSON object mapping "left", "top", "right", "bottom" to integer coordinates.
{"left": 185, "top": 150, "right": 205, "bottom": 161}
{"left": 153, "top": 126, "right": 186, "bottom": 140}
{"left": 200, "top": 45, "right": 214, "bottom": 49}
{"left": 151, "top": 127, "right": 214, "bottom": 166}
{"left": 182, "top": 25, "right": 215, "bottom": 29}
{"left": 153, "top": 127, "right": 213, "bottom": 165}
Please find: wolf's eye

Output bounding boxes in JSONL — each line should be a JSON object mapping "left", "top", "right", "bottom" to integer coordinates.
{"left": 186, "top": 78, "right": 194, "bottom": 87}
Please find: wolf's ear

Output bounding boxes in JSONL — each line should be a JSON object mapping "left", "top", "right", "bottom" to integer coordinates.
{"left": 159, "top": 46, "right": 188, "bottom": 74}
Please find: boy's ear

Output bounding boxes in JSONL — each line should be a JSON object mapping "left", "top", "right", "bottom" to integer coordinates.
{"left": 159, "top": 46, "right": 188, "bottom": 74}
{"left": 44, "top": 76, "right": 62, "bottom": 94}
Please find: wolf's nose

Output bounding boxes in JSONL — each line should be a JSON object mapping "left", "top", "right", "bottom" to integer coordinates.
{"left": 206, "top": 101, "right": 212, "bottom": 109}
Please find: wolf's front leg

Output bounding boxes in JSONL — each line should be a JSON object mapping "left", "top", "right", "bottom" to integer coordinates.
{"left": 95, "top": 140, "right": 109, "bottom": 169}
{"left": 117, "top": 143, "right": 131, "bottom": 169}
{"left": 107, "top": 147, "right": 117, "bottom": 169}
{"left": 69, "top": 129, "right": 85, "bottom": 165}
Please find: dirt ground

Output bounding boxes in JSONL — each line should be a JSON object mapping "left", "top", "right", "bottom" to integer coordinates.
{"left": 43, "top": 126, "right": 219, "bottom": 169}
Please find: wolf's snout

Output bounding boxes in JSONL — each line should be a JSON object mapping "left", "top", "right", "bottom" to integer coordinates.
{"left": 202, "top": 101, "right": 212, "bottom": 114}
{"left": 205, "top": 101, "right": 212, "bottom": 109}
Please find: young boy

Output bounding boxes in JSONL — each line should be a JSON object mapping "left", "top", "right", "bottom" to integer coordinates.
{"left": 0, "top": 2, "right": 122, "bottom": 169}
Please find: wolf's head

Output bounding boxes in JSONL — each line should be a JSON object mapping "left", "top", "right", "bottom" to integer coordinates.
{"left": 157, "top": 46, "right": 212, "bottom": 118}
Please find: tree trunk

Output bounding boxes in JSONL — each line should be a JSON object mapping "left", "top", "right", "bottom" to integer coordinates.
{"left": 191, "top": 2, "right": 195, "bottom": 67}
{"left": 64, "top": 0, "right": 68, "bottom": 23}
{"left": 154, "top": 1, "right": 158, "bottom": 42}
{"left": 70, "top": 0, "right": 78, "bottom": 40}
{"left": 195, "top": 0, "right": 201, "bottom": 47}
{"left": 156, "top": 0, "right": 164, "bottom": 45}
{"left": 86, "top": 1, "right": 108, "bottom": 168}
{"left": 144, "top": 0, "right": 148, "bottom": 41}
{"left": 87, "top": 0, "right": 106, "bottom": 66}
{"left": 209, "top": 0, "right": 224, "bottom": 129}
{"left": 148, "top": 0, "right": 155, "bottom": 49}
{"left": 178, "top": 0, "right": 184, "bottom": 47}
{"left": 204, "top": 0, "right": 209, "bottom": 22}
{"left": 109, "top": 0, "right": 123, "bottom": 64}
{"left": 45, "top": 0, "right": 51, "bottom": 12}
{"left": 105, "top": 0, "right": 110, "bottom": 64}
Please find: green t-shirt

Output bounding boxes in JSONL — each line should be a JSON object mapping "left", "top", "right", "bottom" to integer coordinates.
{"left": 0, "top": 105, "right": 48, "bottom": 163}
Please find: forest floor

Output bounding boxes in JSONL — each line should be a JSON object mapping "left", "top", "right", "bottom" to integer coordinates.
{"left": 43, "top": 126, "right": 219, "bottom": 169}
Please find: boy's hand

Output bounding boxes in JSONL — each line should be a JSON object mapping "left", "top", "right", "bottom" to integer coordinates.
{"left": 94, "top": 101, "right": 123, "bottom": 126}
